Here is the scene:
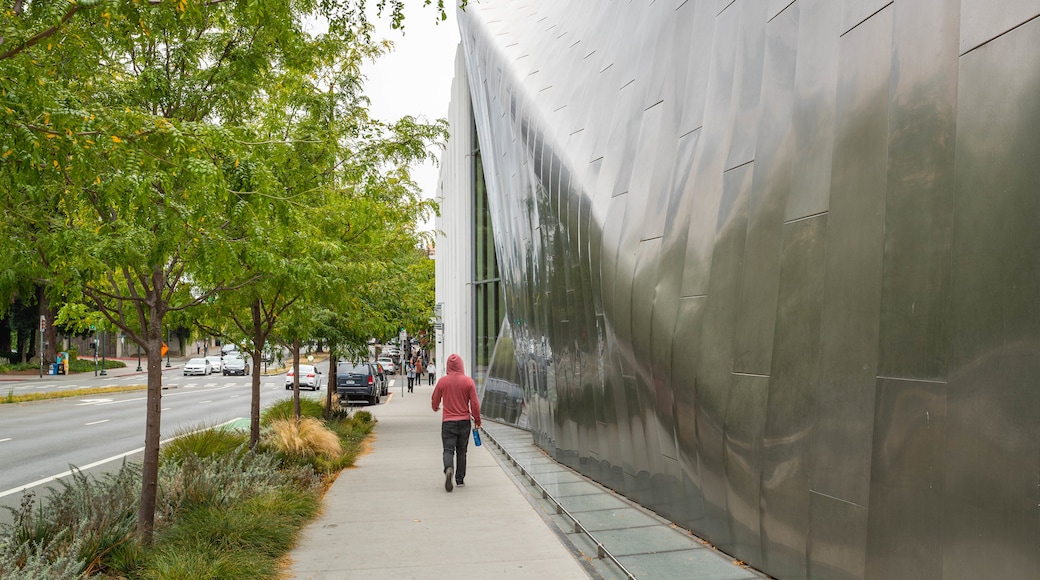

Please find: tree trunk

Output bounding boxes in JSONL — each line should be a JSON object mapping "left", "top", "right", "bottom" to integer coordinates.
{"left": 38, "top": 287, "right": 56, "bottom": 364}
{"left": 249, "top": 299, "right": 263, "bottom": 450}
{"left": 292, "top": 337, "right": 301, "bottom": 418}
{"left": 137, "top": 310, "right": 165, "bottom": 545}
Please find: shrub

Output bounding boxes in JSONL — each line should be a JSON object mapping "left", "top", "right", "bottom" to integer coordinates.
{"left": 0, "top": 529, "right": 86, "bottom": 580}
{"left": 161, "top": 425, "right": 249, "bottom": 464}
{"left": 142, "top": 488, "right": 319, "bottom": 580}
{"left": 260, "top": 397, "right": 325, "bottom": 424}
{"left": 266, "top": 417, "right": 342, "bottom": 458}
{"left": 0, "top": 464, "right": 140, "bottom": 578}
{"left": 155, "top": 450, "right": 310, "bottom": 521}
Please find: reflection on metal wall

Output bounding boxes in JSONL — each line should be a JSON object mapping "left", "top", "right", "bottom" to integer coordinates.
{"left": 457, "top": 1, "right": 1040, "bottom": 578}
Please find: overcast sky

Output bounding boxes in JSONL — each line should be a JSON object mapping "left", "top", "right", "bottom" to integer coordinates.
{"left": 361, "top": 4, "right": 461, "bottom": 232}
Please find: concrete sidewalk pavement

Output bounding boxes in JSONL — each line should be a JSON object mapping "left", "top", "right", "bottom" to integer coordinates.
{"left": 286, "top": 378, "right": 767, "bottom": 580}
{"left": 285, "top": 379, "right": 594, "bottom": 580}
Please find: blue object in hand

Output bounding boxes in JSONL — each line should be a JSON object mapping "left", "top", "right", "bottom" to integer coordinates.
{"left": 473, "top": 428, "right": 482, "bottom": 446}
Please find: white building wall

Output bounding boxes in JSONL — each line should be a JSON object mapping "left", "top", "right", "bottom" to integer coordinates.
{"left": 433, "top": 45, "right": 474, "bottom": 370}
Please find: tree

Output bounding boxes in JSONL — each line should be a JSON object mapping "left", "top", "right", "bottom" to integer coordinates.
{"left": 0, "top": 0, "right": 455, "bottom": 544}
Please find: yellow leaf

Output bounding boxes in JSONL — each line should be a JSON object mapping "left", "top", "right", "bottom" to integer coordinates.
{"left": 52, "top": 160, "right": 59, "bottom": 167}
{"left": 1, "top": 150, "right": 9, "bottom": 157}
{"left": 95, "top": 176, "right": 101, "bottom": 185}
{"left": 235, "top": 158, "right": 239, "bottom": 168}
{"left": 111, "top": 136, "right": 122, "bottom": 143}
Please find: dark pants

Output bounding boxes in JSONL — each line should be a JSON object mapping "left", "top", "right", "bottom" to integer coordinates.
{"left": 428, "top": 374, "right": 434, "bottom": 385}
{"left": 441, "top": 419, "right": 471, "bottom": 483}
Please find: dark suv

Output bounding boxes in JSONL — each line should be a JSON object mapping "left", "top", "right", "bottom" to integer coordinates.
{"left": 337, "top": 362, "right": 381, "bottom": 405}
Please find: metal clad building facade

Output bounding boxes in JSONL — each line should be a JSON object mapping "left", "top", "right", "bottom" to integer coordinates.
{"left": 444, "top": 2, "right": 1040, "bottom": 578}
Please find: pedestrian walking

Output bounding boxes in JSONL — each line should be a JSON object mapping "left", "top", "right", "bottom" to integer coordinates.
{"left": 431, "top": 354, "right": 481, "bottom": 492}
{"left": 414, "top": 358, "right": 423, "bottom": 385}
{"left": 427, "top": 361, "right": 436, "bottom": 385}
{"left": 407, "top": 363, "right": 416, "bottom": 392}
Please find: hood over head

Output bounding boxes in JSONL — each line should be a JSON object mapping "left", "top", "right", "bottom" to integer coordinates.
{"left": 446, "top": 353, "right": 465, "bottom": 374}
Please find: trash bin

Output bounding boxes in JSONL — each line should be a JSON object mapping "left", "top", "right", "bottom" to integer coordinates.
{"left": 52, "top": 363, "right": 61, "bottom": 375}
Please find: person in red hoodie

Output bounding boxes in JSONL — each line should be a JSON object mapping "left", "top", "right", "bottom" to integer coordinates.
{"left": 431, "top": 353, "right": 482, "bottom": 492}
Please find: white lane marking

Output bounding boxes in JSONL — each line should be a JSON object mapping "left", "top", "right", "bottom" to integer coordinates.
{"left": 0, "top": 438, "right": 11, "bottom": 443}
{"left": 198, "top": 400, "right": 212, "bottom": 404}
{"left": 0, "top": 418, "right": 241, "bottom": 499}
{"left": 76, "top": 399, "right": 114, "bottom": 406}
{"left": 229, "top": 395, "right": 240, "bottom": 399}
{"left": 161, "top": 407, "right": 171, "bottom": 411}
{"left": 205, "top": 383, "right": 216, "bottom": 387}
{"left": 85, "top": 419, "right": 110, "bottom": 426}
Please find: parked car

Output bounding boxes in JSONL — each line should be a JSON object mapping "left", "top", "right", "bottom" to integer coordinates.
{"left": 221, "top": 344, "right": 239, "bottom": 356}
{"left": 284, "top": 364, "right": 323, "bottom": 391}
{"left": 205, "top": 355, "right": 223, "bottom": 374}
{"left": 376, "top": 356, "right": 396, "bottom": 374}
{"left": 223, "top": 356, "right": 249, "bottom": 376}
{"left": 183, "top": 358, "right": 211, "bottom": 376}
{"left": 371, "top": 362, "right": 389, "bottom": 396}
{"left": 336, "top": 362, "right": 381, "bottom": 405}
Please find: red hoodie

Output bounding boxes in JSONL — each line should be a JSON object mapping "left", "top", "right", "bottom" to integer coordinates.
{"left": 431, "top": 354, "right": 481, "bottom": 426}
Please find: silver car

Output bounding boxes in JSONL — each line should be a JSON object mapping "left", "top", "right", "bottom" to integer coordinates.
{"left": 205, "top": 355, "right": 223, "bottom": 374}
{"left": 284, "top": 364, "right": 324, "bottom": 391}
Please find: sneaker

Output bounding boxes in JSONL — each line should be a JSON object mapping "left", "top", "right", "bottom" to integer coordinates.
{"left": 444, "top": 467, "right": 454, "bottom": 492}
{"left": 456, "top": 481, "right": 465, "bottom": 487}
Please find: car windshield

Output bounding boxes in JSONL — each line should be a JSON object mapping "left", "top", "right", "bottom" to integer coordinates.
{"left": 187, "top": 358, "right": 206, "bottom": 365}
{"left": 337, "top": 363, "right": 366, "bottom": 374}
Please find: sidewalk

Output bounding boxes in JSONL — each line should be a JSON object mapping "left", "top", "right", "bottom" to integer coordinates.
{"left": 285, "top": 379, "right": 767, "bottom": 580}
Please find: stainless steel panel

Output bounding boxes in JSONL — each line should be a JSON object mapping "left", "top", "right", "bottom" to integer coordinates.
{"left": 723, "top": 373, "right": 769, "bottom": 567}
{"left": 733, "top": 3, "right": 799, "bottom": 375}
{"left": 680, "top": 4, "right": 737, "bottom": 297}
{"left": 725, "top": 0, "right": 767, "bottom": 171}
{"left": 761, "top": 214, "right": 828, "bottom": 580}
{"left": 877, "top": 0, "right": 958, "bottom": 381}
{"left": 807, "top": 491, "right": 869, "bottom": 580}
{"left": 693, "top": 161, "right": 752, "bottom": 548}
{"left": 865, "top": 378, "right": 947, "bottom": 580}
{"left": 959, "top": 0, "right": 1040, "bottom": 54}
{"left": 810, "top": 5, "right": 892, "bottom": 509}
{"left": 786, "top": 0, "right": 840, "bottom": 221}
{"left": 943, "top": 15, "right": 1040, "bottom": 579}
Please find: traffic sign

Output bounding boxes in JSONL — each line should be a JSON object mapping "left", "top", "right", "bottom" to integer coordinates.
{"left": 39, "top": 315, "right": 46, "bottom": 331}
{"left": 161, "top": 342, "right": 169, "bottom": 357}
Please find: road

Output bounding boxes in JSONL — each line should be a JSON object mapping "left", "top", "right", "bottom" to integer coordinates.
{"left": 0, "top": 358, "right": 364, "bottom": 523}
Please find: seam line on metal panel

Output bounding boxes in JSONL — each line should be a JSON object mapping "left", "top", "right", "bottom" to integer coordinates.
{"left": 724, "top": 159, "right": 754, "bottom": 173}
{"left": 784, "top": 210, "right": 828, "bottom": 224}
{"left": 809, "top": 489, "right": 866, "bottom": 509}
{"left": 766, "top": 0, "right": 797, "bottom": 24}
{"left": 732, "top": 372, "right": 769, "bottom": 378}
{"left": 839, "top": 1, "right": 894, "bottom": 38}
{"left": 876, "top": 376, "right": 948, "bottom": 385}
{"left": 960, "top": 13, "right": 1040, "bottom": 56}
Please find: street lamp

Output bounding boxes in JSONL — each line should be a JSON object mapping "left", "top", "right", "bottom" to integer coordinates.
{"left": 136, "top": 340, "right": 142, "bottom": 372}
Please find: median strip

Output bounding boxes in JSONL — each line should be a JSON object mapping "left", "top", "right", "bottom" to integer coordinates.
{"left": 2, "top": 384, "right": 147, "bottom": 404}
